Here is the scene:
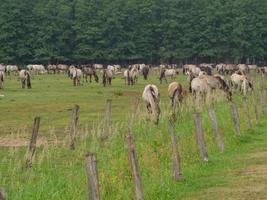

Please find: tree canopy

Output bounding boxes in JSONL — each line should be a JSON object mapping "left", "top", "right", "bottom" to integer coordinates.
{"left": 0, "top": 0, "right": 266, "bottom": 65}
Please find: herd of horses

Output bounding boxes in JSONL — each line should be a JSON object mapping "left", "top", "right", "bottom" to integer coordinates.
{"left": 0, "top": 62, "right": 266, "bottom": 124}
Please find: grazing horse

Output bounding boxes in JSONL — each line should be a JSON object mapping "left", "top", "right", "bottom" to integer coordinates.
{"left": 231, "top": 73, "right": 253, "bottom": 95}
{"left": 19, "top": 70, "right": 31, "bottom": 89}
{"left": 142, "top": 84, "right": 160, "bottom": 124}
{"left": 82, "top": 66, "right": 98, "bottom": 83}
{"left": 102, "top": 69, "right": 113, "bottom": 86}
{"left": 0, "top": 71, "right": 4, "bottom": 89}
{"left": 190, "top": 74, "right": 232, "bottom": 102}
{"left": 168, "top": 82, "right": 187, "bottom": 111}
{"left": 159, "top": 68, "right": 178, "bottom": 84}
{"left": 141, "top": 65, "right": 149, "bottom": 80}
{"left": 47, "top": 64, "right": 57, "bottom": 74}
{"left": 6, "top": 65, "right": 19, "bottom": 75}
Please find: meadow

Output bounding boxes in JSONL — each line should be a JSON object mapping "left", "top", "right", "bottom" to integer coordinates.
{"left": 0, "top": 72, "right": 266, "bottom": 199}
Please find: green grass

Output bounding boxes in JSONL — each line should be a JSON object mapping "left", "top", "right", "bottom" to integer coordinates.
{"left": 0, "top": 73, "right": 266, "bottom": 199}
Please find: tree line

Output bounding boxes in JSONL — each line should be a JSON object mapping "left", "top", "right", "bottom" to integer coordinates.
{"left": 0, "top": 0, "right": 266, "bottom": 65}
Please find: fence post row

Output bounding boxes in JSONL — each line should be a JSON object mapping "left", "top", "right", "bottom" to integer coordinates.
{"left": 69, "top": 105, "right": 80, "bottom": 150}
{"left": 193, "top": 112, "right": 208, "bottom": 161}
{"left": 230, "top": 102, "right": 241, "bottom": 136}
{"left": 25, "top": 116, "right": 41, "bottom": 169}
{"left": 243, "top": 97, "right": 251, "bottom": 129}
{"left": 127, "top": 132, "right": 143, "bottom": 200}
{"left": 85, "top": 153, "right": 100, "bottom": 200}
{"left": 208, "top": 108, "right": 224, "bottom": 152}
{"left": 168, "top": 119, "right": 183, "bottom": 181}
{"left": 101, "top": 99, "right": 112, "bottom": 140}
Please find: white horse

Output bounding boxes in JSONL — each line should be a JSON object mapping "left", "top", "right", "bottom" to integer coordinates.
{"left": 69, "top": 66, "right": 82, "bottom": 86}
{"left": 107, "top": 65, "right": 120, "bottom": 75}
{"left": 6, "top": 65, "right": 19, "bottom": 75}
{"left": 142, "top": 84, "right": 160, "bottom": 124}
{"left": 159, "top": 68, "right": 178, "bottom": 84}
{"left": 231, "top": 73, "right": 253, "bottom": 95}
{"left": 19, "top": 70, "right": 31, "bottom": 89}
{"left": 0, "top": 71, "right": 4, "bottom": 89}
{"left": 126, "top": 67, "right": 139, "bottom": 85}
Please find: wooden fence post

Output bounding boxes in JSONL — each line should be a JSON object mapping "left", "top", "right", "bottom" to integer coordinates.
{"left": 168, "top": 119, "right": 183, "bottom": 181}
{"left": 230, "top": 102, "right": 241, "bottom": 136}
{"left": 127, "top": 132, "right": 143, "bottom": 200}
{"left": 243, "top": 97, "right": 251, "bottom": 129}
{"left": 259, "top": 90, "right": 266, "bottom": 115}
{"left": 208, "top": 108, "right": 224, "bottom": 152}
{"left": 129, "top": 98, "right": 140, "bottom": 131}
{"left": 85, "top": 153, "right": 100, "bottom": 200}
{"left": 69, "top": 105, "right": 80, "bottom": 150}
{"left": 193, "top": 112, "right": 208, "bottom": 161}
{"left": 0, "top": 187, "right": 7, "bottom": 200}
{"left": 252, "top": 92, "right": 259, "bottom": 121}
{"left": 25, "top": 116, "right": 40, "bottom": 169}
{"left": 101, "top": 99, "right": 112, "bottom": 140}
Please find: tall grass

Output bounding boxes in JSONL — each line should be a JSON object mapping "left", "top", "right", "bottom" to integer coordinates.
{"left": 0, "top": 72, "right": 266, "bottom": 199}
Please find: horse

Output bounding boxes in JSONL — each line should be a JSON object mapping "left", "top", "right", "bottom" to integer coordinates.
{"left": 107, "top": 65, "right": 120, "bottom": 75}
{"left": 69, "top": 66, "right": 82, "bottom": 86}
{"left": 19, "top": 70, "right": 31, "bottom": 89}
{"left": 27, "top": 64, "right": 46, "bottom": 75}
{"left": 102, "top": 69, "right": 113, "bottom": 86}
{"left": 0, "top": 71, "right": 4, "bottom": 89}
{"left": 231, "top": 73, "right": 253, "bottom": 95}
{"left": 47, "top": 64, "right": 57, "bottom": 74}
{"left": 6, "top": 65, "right": 19, "bottom": 75}
{"left": 141, "top": 65, "right": 149, "bottom": 80}
{"left": 159, "top": 68, "right": 178, "bottom": 84}
{"left": 168, "top": 82, "right": 187, "bottom": 112}
{"left": 127, "top": 66, "right": 139, "bottom": 85}
{"left": 142, "top": 84, "right": 160, "bottom": 124}
{"left": 190, "top": 74, "right": 232, "bottom": 103}
{"left": 237, "top": 64, "right": 249, "bottom": 74}
{"left": 82, "top": 66, "right": 98, "bottom": 83}
{"left": 57, "top": 64, "right": 69, "bottom": 74}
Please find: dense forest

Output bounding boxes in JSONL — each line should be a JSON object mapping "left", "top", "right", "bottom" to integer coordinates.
{"left": 0, "top": 0, "right": 266, "bottom": 65}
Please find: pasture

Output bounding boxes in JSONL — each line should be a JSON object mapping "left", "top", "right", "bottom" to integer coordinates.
{"left": 0, "top": 72, "right": 267, "bottom": 199}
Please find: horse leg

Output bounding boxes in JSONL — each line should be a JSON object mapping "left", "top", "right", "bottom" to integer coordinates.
{"left": 89, "top": 75, "right": 92, "bottom": 83}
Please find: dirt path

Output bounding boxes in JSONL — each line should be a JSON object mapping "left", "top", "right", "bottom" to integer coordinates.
{"left": 187, "top": 150, "right": 267, "bottom": 200}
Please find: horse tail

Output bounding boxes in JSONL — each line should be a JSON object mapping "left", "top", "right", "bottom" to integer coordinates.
{"left": 172, "top": 84, "right": 183, "bottom": 103}
{"left": 26, "top": 71, "right": 31, "bottom": 88}
{"left": 148, "top": 86, "right": 160, "bottom": 123}
{"left": 0, "top": 72, "right": 3, "bottom": 82}
{"left": 102, "top": 69, "right": 107, "bottom": 86}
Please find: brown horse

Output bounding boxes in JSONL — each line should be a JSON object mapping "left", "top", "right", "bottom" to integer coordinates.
{"left": 82, "top": 66, "right": 99, "bottom": 83}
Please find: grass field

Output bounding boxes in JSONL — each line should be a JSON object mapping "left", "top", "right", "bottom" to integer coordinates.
{"left": 0, "top": 72, "right": 266, "bottom": 199}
